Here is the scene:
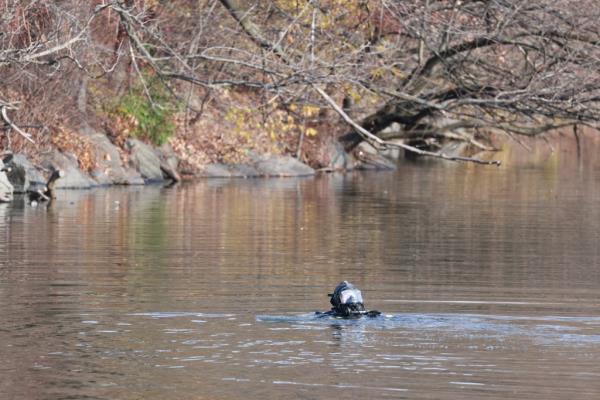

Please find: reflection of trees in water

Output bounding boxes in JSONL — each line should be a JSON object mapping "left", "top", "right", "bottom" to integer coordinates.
{"left": 22, "top": 160, "right": 600, "bottom": 304}
{"left": 1, "top": 161, "right": 600, "bottom": 397}
{"left": 2, "top": 155, "right": 600, "bottom": 311}
{"left": 0, "top": 203, "right": 8, "bottom": 256}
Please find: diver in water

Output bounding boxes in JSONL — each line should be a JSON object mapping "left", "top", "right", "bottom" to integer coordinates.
{"left": 317, "top": 281, "right": 381, "bottom": 318}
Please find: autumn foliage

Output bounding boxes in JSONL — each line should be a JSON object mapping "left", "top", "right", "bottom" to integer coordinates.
{"left": 1, "top": 1, "right": 600, "bottom": 167}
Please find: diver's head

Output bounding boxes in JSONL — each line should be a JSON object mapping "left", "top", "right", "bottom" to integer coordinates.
{"left": 329, "top": 281, "right": 365, "bottom": 317}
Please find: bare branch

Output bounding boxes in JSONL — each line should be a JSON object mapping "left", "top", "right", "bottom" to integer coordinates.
{"left": 314, "top": 86, "right": 500, "bottom": 166}
{"left": 1, "top": 103, "right": 35, "bottom": 143}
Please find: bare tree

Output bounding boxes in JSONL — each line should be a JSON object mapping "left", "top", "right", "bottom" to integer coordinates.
{"left": 0, "top": 1, "right": 116, "bottom": 149}
{"left": 3, "top": 1, "right": 600, "bottom": 165}
{"left": 102, "top": 0, "right": 600, "bottom": 163}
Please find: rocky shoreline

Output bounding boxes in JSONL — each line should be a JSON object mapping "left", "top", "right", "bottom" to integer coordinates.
{"left": 0, "top": 132, "right": 398, "bottom": 204}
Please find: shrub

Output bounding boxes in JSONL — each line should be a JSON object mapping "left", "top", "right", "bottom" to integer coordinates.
{"left": 116, "top": 78, "right": 177, "bottom": 146}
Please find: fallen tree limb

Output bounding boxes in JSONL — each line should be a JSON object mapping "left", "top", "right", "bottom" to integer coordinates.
{"left": 313, "top": 86, "right": 501, "bottom": 166}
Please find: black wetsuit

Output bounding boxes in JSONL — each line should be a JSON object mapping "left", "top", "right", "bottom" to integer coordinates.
{"left": 317, "top": 281, "right": 381, "bottom": 318}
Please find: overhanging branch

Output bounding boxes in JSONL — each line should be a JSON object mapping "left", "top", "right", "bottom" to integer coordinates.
{"left": 314, "top": 86, "right": 500, "bottom": 166}
{"left": 0, "top": 103, "right": 35, "bottom": 143}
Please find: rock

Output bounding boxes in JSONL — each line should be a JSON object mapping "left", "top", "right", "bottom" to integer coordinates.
{"left": 354, "top": 142, "right": 397, "bottom": 170}
{"left": 89, "top": 133, "right": 145, "bottom": 185}
{"left": 41, "top": 150, "right": 97, "bottom": 189}
{"left": 377, "top": 140, "right": 402, "bottom": 161}
{"left": 91, "top": 166, "right": 145, "bottom": 186}
{"left": 356, "top": 141, "right": 379, "bottom": 156}
{"left": 122, "top": 168, "right": 146, "bottom": 185}
{"left": 126, "top": 139, "right": 164, "bottom": 182}
{"left": 202, "top": 163, "right": 232, "bottom": 178}
{"left": 326, "top": 141, "right": 356, "bottom": 171}
{"left": 229, "top": 164, "right": 260, "bottom": 178}
{"left": 0, "top": 158, "right": 14, "bottom": 202}
{"left": 253, "top": 155, "right": 315, "bottom": 177}
{"left": 156, "top": 143, "right": 181, "bottom": 182}
{"left": 89, "top": 169, "right": 113, "bottom": 186}
{"left": 4, "top": 153, "right": 45, "bottom": 192}
{"left": 201, "top": 163, "right": 261, "bottom": 178}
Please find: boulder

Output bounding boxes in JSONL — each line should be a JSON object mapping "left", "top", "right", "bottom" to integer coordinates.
{"left": 326, "top": 140, "right": 356, "bottom": 171}
{"left": 354, "top": 142, "right": 397, "bottom": 170}
{"left": 41, "top": 150, "right": 97, "bottom": 189}
{"left": 156, "top": 143, "right": 181, "bottom": 182}
{"left": 89, "top": 133, "right": 145, "bottom": 185}
{"left": 91, "top": 166, "right": 145, "bottom": 185}
{"left": 126, "top": 139, "right": 164, "bottom": 182}
{"left": 253, "top": 155, "right": 315, "bottom": 177}
{"left": 89, "top": 168, "right": 113, "bottom": 186}
{"left": 201, "top": 163, "right": 260, "bottom": 178}
{"left": 4, "top": 153, "right": 45, "bottom": 192}
{"left": 202, "top": 163, "right": 233, "bottom": 178}
{"left": 0, "top": 159, "right": 14, "bottom": 202}
{"left": 229, "top": 164, "right": 260, "bottom": 178}
{"left": 121, "top": 168, "right": 147, "bottom": 185}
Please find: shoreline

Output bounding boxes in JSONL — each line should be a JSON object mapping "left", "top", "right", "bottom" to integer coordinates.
{"left": 1, "top": 126, "right": 593, "bottom": 203}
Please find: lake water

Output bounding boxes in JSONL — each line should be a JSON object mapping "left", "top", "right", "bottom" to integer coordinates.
{"left": 1, "top": 138, "right": 600, "bottom": 399}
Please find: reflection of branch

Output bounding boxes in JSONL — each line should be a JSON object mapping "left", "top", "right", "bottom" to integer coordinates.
{"left": 0, "top": 103, "right": 35, "bottom": 143}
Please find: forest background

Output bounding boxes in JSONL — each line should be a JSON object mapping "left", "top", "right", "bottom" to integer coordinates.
{"left": 2, "top": 0, "right": 600, "bottom": 178}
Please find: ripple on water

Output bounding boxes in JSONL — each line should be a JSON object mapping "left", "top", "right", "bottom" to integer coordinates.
{"left": 256, "top": 312, "right": 600, "bottom": 347}
{"left": 129, "top": 312, "right": 236, "bottom": 319}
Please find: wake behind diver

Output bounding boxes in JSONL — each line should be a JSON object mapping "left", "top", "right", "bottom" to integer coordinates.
{"left": 317, "top": 281, "right": 381, "bottom": 318}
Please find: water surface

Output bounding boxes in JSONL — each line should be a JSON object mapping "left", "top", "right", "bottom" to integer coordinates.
{"left": 1, "top": 138, "right": 600, "bottom": 399}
